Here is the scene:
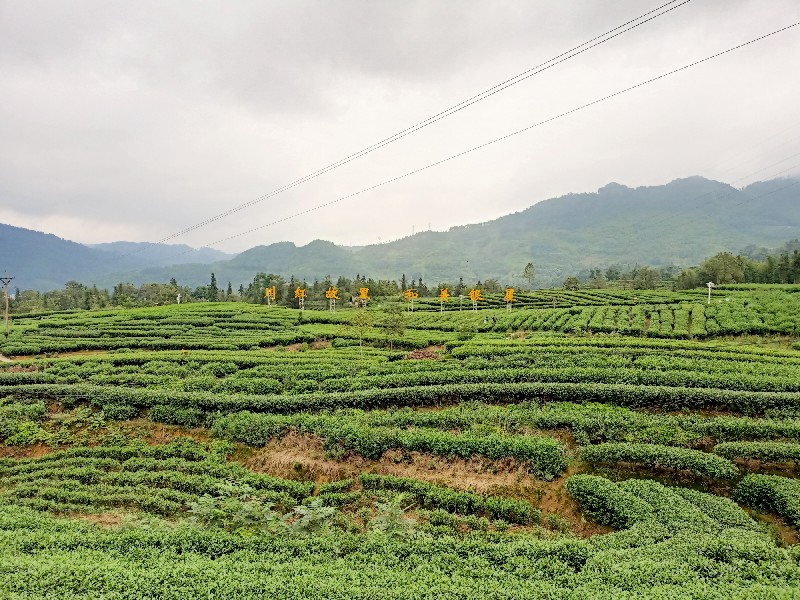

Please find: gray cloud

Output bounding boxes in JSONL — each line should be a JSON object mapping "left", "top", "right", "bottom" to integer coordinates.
{"left": 1, "top": 0, "right": 798, "bottom": 252}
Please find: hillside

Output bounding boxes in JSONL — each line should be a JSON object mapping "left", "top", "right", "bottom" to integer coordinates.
{"left": 0, "top": 224, "right": 233, "bottom": 291}
{"left": 3, "top": 175, "right": 799, "bottom": 290}
{"left": 90, "top": 242, "right": 232, "bottom": 266}
{"left": 1, "top": 295, "right": 800, "bottom": 596}
{"left": 102, "top": 175, "right": 800, "bottom": 289}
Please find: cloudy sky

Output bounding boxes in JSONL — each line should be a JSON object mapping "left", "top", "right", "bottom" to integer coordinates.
{"left": 1, "top": 0, "right": 799, "bottom": 253}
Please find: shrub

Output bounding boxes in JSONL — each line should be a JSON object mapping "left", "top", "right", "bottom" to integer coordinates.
{"left": 580, "top": 443, "right": 738, "bottom": 479}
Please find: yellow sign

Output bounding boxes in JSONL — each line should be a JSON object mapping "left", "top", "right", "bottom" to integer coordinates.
{"left": 294, "top": 287, "right": 306, "bottom": 299}
{"left": 504, "top": 287, "right": 515, "bottom": 303}
{"left": 438, "top": 288, "right": 450, "bottom": 302}
{"left": 264, "top": 286, "right": 277, "bottom": 300}
{"left": 403, "top": 288, "right": 419, "bottom": 301}
{"left": 358, "top": 287, "right": 370, "bottom": 300}
{"left": 468, "top": 288, "right": 483, "bottom": 302}
{"left": 325, "top": 287, "right": 340, "bottom": 300}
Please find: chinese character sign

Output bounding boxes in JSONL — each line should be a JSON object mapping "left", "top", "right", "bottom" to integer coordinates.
{"left": 468, "top": 288, "right": 483, "bottom": 302}
{"left": 358, "top": 287, "right": 370, "bottom": 300}
{"left": 294, "top": 287, "right": 306, "bottom": 299}
{"left": 403, "top": 288, "right": 418, "bottom": 302}
{"left": 325, "top": 287, "right": 340, "bottom": 300}
{"left": 264, "top": 286, "right": 277, "bottom": 300}
{"left": 504, "top": 288, "right": 515, "bottom": 303}
{"left": 438, "top": 288, "right": 450, "bottom": 302}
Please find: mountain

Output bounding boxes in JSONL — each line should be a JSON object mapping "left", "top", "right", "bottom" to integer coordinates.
{"left": 3, "top": 175, "right": 799, "bottom": 291}
{"left": 108, "top": 175, "right": 798, "bottom": 289}
{"left": 0, "top": 224, "right": 235, "bottom": 291}
{"left": 89, "top": 242, "right": 233, "bottom": 266}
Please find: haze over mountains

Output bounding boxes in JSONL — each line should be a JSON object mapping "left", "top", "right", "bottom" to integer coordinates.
{"left": 2, "top": 176, "right": 798, "bottom": 291}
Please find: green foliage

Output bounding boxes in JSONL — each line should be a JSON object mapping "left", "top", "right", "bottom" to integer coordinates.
{"left": 714, "top": 441, "right": 800, "bottom": 463}
{"left": 566, "top": 475, "right": 653, "bottom": 529}
{"left": 360, "top": 474, "right": 539, "bottom": 525}
{"left": 580, "top": 442, "right": 739, "bottom": 479}
{"left": 213, "top": 412, "right": 567, "bottom": 479}
{"left": 0, "top": 440, "right": 313, "bottom": 516}
{"left": 735, "top": 474, "right": 800, "bottom": 527}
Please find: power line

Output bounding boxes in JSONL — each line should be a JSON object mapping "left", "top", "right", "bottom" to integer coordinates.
{"left": 128, "top": 0, "right": 691, "bottom": 254}
{"left": 201, "top": 22, "right": 799, "bottom": 249}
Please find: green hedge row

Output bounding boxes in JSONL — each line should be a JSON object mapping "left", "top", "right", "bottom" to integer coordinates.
{"left": 359, "top": 474, "right": 539, "bottom": 525}
{"left": 565, "top": 475, "right": 654, "bottom": 529}
{"left": 579, "top": 443, "right": 739, "bottom": 479}
{"left": 5, "top": 380, "right": 800, "bottom": 417}
{"left": 734, "top": 474, "right": 800, "bottom": 527}
{"left": 714, "top": 441, "right": 800, "bottom": 463}
{"left": 211, "top": 412, "right": 568, "bottom": 480}
{"left": 567, "top": 475, "right": 759, "bottom": 533}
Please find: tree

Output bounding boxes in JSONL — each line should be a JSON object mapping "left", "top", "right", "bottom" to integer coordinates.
{"left": 483, "top": 278, "right": 501, "bottom": 293}
{"left": 350, "top": 309, "right": 374, "bottom": 355}
{"left": 417, "top": 276, "right": 428, "bottom": 296}
{"left": 674, "top": 268, "right": 701, "bottom": 290}
{"left": 792, "top": 251, "right": 800, "bottom": 284}
{"left": 523, "top": 262, "right": 535, "bottom": 289}
{"left": 633, "top": 267, "right": 660, "bottom": 290}
{"left": 455, "top": 277, "right": 465, "bottom": 296}
{"left": 382, "top": 304, "right": 406, "bottom": 350}
{"left": 701, "top": 252, "right": 744, "bottom": 285}
{"left": 401, "top": 274, "right": 408, "bottom": 293}
{"left": 563, "top": 277, "right": 580, "bottom": 291}
{"left": 777, "top": 253, "right": 791, "bottom": 284}
{"left": 208, "top": 273, "right": 219, "bottom": 302}
{"left": 587, "top": 270, "right": 606, "bottom": 289}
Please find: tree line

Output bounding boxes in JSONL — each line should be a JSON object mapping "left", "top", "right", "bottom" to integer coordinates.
{"left": 565, "top": 239, "right": 800, "bottom": 291}
{"left": 8, "top": 270, "right": 531, "bottom": 314}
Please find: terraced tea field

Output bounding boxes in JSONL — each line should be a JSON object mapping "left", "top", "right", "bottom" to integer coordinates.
{"left": 1, "top": 289, "right": 799, "bottom": 597}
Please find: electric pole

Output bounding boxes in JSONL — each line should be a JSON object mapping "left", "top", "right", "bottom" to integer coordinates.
{"left": 0, "top": 274, "right": 15, "bottom": 337}
{"left": 706, "top": 281, "right": 715, "bottom": 305}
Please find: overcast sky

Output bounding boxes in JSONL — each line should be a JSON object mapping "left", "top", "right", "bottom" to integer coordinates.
{"left": 1, "top": 0, "right": 799, "bottom": 253}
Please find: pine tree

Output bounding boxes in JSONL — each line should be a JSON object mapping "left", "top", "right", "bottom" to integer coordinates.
{"left": 208, "top": 273, "right": 219, "bottom": 302}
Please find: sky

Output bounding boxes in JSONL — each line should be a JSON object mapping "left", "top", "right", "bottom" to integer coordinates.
{"left": 1, "top": 0, "right": 799, "bottom": 254}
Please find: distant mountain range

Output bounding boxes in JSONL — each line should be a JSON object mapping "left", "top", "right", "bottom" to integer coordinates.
{"left": 1, "top": 175, "right": 798, "bottom": 291}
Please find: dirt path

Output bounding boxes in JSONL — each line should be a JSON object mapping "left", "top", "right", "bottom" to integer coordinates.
{"left": 0, "top": 353, "right": 11, "bottom": 362}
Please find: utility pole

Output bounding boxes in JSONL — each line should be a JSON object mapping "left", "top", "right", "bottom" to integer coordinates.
{"left": 706, "top": 281, "right": 715, "bottom": 305}
{"left": 0, "top": 274, "right": 15, "bottom": 337}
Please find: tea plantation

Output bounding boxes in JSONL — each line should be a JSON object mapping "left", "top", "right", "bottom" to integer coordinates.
{"left": 1, "top": 288, "right": 799, "bottom": 597}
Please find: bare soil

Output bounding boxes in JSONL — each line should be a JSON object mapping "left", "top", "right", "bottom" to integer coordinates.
{"left": 54, "top": 350, "right": 114, "bottom": 359}
{"left": 72, "top": 513, "right": 125, "bottom": 528}
{"left": 238, "top": 432, "right": 609, "bottom": 538}
{"left": 0, "top": 444, "right": 54, "bottom": 459}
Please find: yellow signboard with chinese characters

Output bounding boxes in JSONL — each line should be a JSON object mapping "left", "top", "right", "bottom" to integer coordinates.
{"left": 403, "top": 288, "right": 418, "bottom": 301}
{"left": 325, "top": 287, "right": 340, "bottom": 300}
{"left": 358, "top": 287, "right": 370, "bottom": 300}
{"left": 294, "top": 287, "right": 306, "bottom": 310}
{"left": 504, "top": 288, "right": 515, "bottom": 303}
{"left": 264, "top": 286, "right": 277, "bottom": 304}
{"left": 438, "top": 288, "right": 450, "bottom": 302}
{"left": 468, "top": 288, "right": 483, "bottom": 302}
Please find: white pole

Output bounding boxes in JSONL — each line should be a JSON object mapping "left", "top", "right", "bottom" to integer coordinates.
{"left": 706, "top": 281, "right": 715, "bottom": 304}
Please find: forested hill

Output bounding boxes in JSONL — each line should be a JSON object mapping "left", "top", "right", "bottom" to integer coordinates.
{"left": 112, "top": 176, "right": 799, "bottom": 289}
{"left": 0, "top": 224, "right": 231, "bottom": 291}
{"left": 3, "top": 175, "right": 799, "bottom": 290}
